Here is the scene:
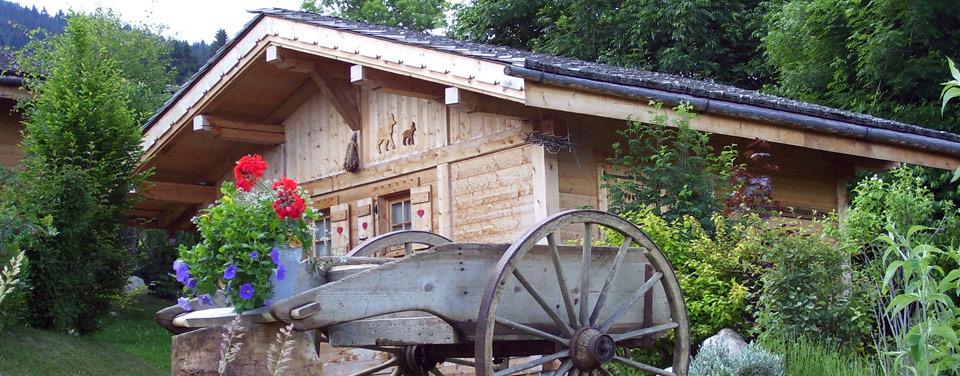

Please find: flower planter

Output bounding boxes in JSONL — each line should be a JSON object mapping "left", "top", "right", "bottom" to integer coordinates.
{"left": 268, "top": 246, "right": 326, "bottom": 305}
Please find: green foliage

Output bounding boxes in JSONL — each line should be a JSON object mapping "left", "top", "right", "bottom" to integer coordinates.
{"left": 129, "top": 229, "right": 198, "bottom": 300}
{"left": 451, "top": 0, "right": 773, "bottom": 89}
{"left": 14, "top": 8, "right": 175, "bottom": 125}
{"left": 606, "top": 210, "right": 763, "bottom": 343}
{"left": 760, "top": 335, "right": 881, "bottom": 376}
{"left": 4, "top": 12, "right": 156, "bottom": 333}
{"left": 179, "top": 182, "right": 317, "bottom": 312}
{"left": 689, "top": 342, "right": 785, "bottom": 376}
{"left": 302, "top": 0, "right": 449, "bottom": 32}
{"left": 876, "top": 226, "right": 960, "bottom": 375}
{"left": 604, "top": 102, "right": 738, "bottom": 228}
{"left": 0, "top": 250, "right": 27, "bottom": 333}
{"left": 764, "top": 0, "right": 960, "bottom": 204}
{"left": 754, "top": 232, "right": 872, "bottom": 347}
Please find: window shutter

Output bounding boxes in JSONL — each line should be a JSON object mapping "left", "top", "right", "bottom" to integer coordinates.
{"left": 329, "top": 203, "right": 350, "bottom": 256}
{"left": 355, "top": 197, "right": 374, "bottom": 243}
{"left": 410, "top": 185, "right": 432, "bottom": 232}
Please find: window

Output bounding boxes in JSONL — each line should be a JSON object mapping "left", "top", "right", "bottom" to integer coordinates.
{"left": 389, "top": 199, "right": 412, "bottom": 231}
{"left": 313, "top": 211, "right": 332, "bottom": 256}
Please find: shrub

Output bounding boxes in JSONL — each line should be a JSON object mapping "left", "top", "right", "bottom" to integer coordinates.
{"left": 755, "top": 232, "right": 872, "bottom": 347}
{"left": 760, "top": 335, "right": 880, "bottom": 376}
{"left": 609, "top": 210, "right": 765, "bottom": 342}
{"left": 6, "top": 12, "right": 156, "bottom": 332}
{"left": 689, "top": 342, "right": 784, "bottom": 376}
{"left": 128, "top": 229, "right": 198, "bottom": 300}
{"left": 603, "top": 210, "right": 768, "bottom": 370}
{"left": 604, "top": 102, "right": 738, "bottom": 230}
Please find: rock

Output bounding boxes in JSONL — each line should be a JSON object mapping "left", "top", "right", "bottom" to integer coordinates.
{"left": 124, "top": 276, "right": 146, "bottom": 294}
{"left": 702, "top": 328, "right": 747, "bottom": 355}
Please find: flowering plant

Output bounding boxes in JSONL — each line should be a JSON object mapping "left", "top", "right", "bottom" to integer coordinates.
{"left": 174, "top": 154, "right": 317, "bottom": 312}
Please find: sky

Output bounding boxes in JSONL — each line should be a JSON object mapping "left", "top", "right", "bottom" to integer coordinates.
{"left": 10, "top": 0, "right": 304, "bottom": 43}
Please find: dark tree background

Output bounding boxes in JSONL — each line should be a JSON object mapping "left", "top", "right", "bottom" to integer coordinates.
{"left": 0, "top": 0, "right": 226, "bottom": 84}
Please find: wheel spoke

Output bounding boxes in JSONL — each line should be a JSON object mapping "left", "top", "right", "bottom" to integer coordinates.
{"left": 348, "top": 357, "right": 399, "bottom": 376}
{"left": 611, "top": 322, "right": 679, "bottom": 342}
{"left": 613, "top": 355, "right": 675, "bottom": 376}
{"left": 443, "top": 358, "right": 475, "bottom": 367}
{"left": 548, "top": 233, "right": 579, "bottom": 328}
{"left": 599, "top": 272, "right": 663, "bottom": 332}
{"left": 428, "top": 368, "right": 444, "bottom": 376}
{"left": 589, "top": 236, "right": 632, "bottom": 326}
{"left": 493, "top": 350, "right": 569, "bottom": 376}
{"left": 495, "top": 316, "right": 568, "bottom": 344}
{"left": 579, "top": 223, "right": 594, "bottom": 327}
{"left": 597, "top": 367, "right": 613, "bottom": 376}
{"left": 389, "top": 366, "right": 402, "bottom": 376}
{"left": 513, "top": 269, "right": 575, "bottom": 337}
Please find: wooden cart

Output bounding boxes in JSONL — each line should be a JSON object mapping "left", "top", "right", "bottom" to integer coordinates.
{"left": 158, "top": 210, "right": 690, "bottom": 376}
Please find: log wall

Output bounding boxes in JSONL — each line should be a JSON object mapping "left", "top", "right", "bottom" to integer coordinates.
{"left": 0, "top": 100, "right": 23, "bottom": 169}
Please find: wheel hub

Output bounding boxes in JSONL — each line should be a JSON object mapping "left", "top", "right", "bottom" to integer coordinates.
{"left": 570, "top": 327, "right": 616, "bottom": 370}
{"left": 399, "top": 346, "right": 440, "bottom": 375}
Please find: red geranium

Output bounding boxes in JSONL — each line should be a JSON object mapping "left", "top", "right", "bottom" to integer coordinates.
{"left": 272, "top": 177, "right": 306, "bottom": 219}
{"left": 234, "top": 154, "right": 268, "bottom": 192}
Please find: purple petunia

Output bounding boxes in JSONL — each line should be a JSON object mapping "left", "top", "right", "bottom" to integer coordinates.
{"left": 177, "top": 297, "right": 193, "bottom": 312}
{"left": 223, "top": 264, "right": 237, "bottom": 280}
{"left": 275, "top": 263, "right": 286, "bottom": 281}
{"left": 173, "top": 259, "right": 190, "bottom": 283}
{"left": 270, "top": 247, "right": 280, "bottom": 265}
{"left": 238, "top": 283, "right": 255, "bottom": 300}
{"left": 199, "top": 294, "right": 213, "bottom": 306}
{"left": 186, "top": 277, "right": 198, "bottom": 290}
{"left": 249, "top": 251, "right": 259, "bottom": 260}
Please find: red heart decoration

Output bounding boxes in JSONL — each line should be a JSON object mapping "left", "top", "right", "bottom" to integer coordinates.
{"left": 336, "top": 226, "right": 343, "bottom": 235}
{"left": 416, "top": 209, "right": 425, "bottom": 218}
{"left": 361, "top": 222, "right": 368, "bottom": 230}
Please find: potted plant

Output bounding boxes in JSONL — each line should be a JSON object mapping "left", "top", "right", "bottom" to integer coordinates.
{"left": 173, "top": 154, "right": 318, "bottom": 313}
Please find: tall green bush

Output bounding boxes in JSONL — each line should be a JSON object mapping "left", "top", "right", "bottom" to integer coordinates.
{"left": 4, "top": 13, "right": 154, "bottom": 333}
{"left": 754, "top": 233, "right": 872, "bottom": 347}
{"left": 604, "top": 102, "right": 738, "bottom": 230}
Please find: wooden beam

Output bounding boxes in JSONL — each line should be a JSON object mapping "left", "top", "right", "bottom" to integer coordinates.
{"left": 445, "top": 87, "right": 531, "bottom": 119}
{"left": 265, "top": 45, "right": 314, "bottom": 74}
{"left": 524, "top": 82, "right": 960, "bottom": 170}
{"left": 143, "top": 181, "right": 218, "bottom": 204}
{"left": 309, "top": 69, "right": 362, "bottom": 131}
{"left": 192, "top": 115, "right": 285, "bottom": 145}
{"left": 350, "top": 65, "right": 444, "bottom": 102}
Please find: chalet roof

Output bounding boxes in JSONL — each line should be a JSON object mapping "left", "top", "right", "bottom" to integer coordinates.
{"left": 0, "top": 50, "right": 23, "bottom": 87}
{"left": 143, "top": 8, "right": 960, "bottom": 146}
{"left": 252, "top": 9, "right": 960, "bottom": 144}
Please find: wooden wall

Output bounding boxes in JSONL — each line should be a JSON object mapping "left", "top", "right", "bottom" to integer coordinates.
{"left": 0, "top": 100, "right": 23, "bottom": 168}
{"left": 266, "top": 77, "right": 850, "bottom": 249}
{"left": 451, "top": 146, "right": 536, "bottom": 243}
{"left": 362, "top": 90, "right": 445, "bottom": 163}
{"left": 279, "top": 92, "right": 352, "bottom": 182}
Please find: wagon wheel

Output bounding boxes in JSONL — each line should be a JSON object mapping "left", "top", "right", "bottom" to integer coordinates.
{"left": 345, "top": 230, "right": 452, "bottom": 258}
{"left": 475, "top": 210, "right": 690, "bottom": 376}
{"left": 348, "top": 346, "right": 478, "bottom": 376}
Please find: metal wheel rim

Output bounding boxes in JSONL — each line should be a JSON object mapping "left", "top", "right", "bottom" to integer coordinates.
{"left": 474, "top": 210, "right": 689, "bottom": 376}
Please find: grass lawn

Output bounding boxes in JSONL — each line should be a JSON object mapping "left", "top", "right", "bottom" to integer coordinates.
{"left": 0, "top": 294, "right": 173, "bottom": 376}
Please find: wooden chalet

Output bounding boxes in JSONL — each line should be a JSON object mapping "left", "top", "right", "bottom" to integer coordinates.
{"left": 137, "top": 8, "right": 960, "bottom": 252}
{"left": 0, "top": 51, "right": 26, "bottom": 169}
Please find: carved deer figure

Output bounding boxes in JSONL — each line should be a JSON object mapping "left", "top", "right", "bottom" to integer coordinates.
{"left": 377, "top": 113, "right": 397, "bottom": 153}
{"left": 401, "top": 121, "right": 417, "bottom": 146}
